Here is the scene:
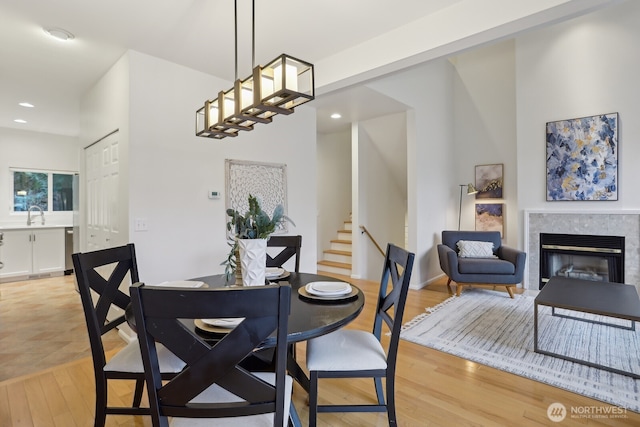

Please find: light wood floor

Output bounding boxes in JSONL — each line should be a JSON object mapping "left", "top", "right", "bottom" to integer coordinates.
{"left": 1, "top": 274, "right": 638, "bottom": 426}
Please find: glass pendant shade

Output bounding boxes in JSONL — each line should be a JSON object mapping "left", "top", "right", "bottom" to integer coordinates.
{"left": 257, "top": 54, "right": 314, "bottom": 112}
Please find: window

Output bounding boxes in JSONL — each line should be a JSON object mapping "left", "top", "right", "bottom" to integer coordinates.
{"left": 12, "top": 169, "right": 75, "bottom": 212}
{"left": 52, "top": 173, "right": 74, "bottom": 211}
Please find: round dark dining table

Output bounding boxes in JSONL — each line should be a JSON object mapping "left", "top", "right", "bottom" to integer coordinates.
{"left": 127, "top": 272, "right": 365, "bottom": 393}
{"left": 189, "top": 272, "right": 365, "bottom": 344}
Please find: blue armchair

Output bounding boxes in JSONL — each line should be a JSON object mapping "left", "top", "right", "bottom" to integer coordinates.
{"left": 437, "top": 230, "right": 526, "bottom": 298}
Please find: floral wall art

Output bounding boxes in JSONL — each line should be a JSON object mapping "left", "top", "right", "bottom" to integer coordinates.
{"left": 546, "top": 112, "right": 618, "bottom": 201}
{"left": 225, "top": 159, "right": 289, "bottom": 233}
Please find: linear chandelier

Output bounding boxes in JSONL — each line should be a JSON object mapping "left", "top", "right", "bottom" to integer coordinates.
{"left": 196, "top": 0, "right": 315, "bottom": 139}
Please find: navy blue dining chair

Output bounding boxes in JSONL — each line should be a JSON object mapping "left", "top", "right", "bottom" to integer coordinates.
{"left": 305, "top": 243, "right": 415, "bottom": 426}
{"left": 130, "top": 281, "right": 297, "bottom": 426}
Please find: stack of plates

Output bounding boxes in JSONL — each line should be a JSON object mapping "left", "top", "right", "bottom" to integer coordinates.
{"left": 200, "top": 318, "right": 244, "bottom": 328}
{"left": 305, "top": 281, "right": 352, "bottom": 297}
{"left": 265, "top": 267, "right": 285, "bottom": 279}
{"left": 154, "top": 280, "right": 205, "bottom": 288}
{"left": 195, "top": 317, "right": 243, "bottom": 334}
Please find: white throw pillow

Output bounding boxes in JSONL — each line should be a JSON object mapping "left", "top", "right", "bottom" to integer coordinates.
{"left": 457, "top": 240, "right": 496, "bottom": 258}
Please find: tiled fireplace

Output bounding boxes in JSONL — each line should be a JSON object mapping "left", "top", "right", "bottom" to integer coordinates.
{"left": 524, "top": 211, "right": 640, "bottom": 290}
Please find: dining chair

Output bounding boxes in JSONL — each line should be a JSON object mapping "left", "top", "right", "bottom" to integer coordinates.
{"left": 267, "top": 235, "right": 302, "bottom": 272}
{"left": 72, "top": 244, "right": 185, "bottom": 427}
{"left": 305, "top": 243, "right": 415, "bottom": 427}
{"left": 130, "top": 282, "right": 296, "bottom": 427}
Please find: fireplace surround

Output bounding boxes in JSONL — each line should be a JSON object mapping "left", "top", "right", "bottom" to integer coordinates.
{"left": 524, "top": 211, "right": 640, "bottom": 290}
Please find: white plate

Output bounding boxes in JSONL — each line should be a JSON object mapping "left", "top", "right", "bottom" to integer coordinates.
{"left": 201, "top": 318, "right": 244, "bottom": 328}
{"left": 154, "top": 280, "right": 205, "bottom": 288}
{"left": 265, "top": 267, "right": 285, "bottom": 278}
{"left": 306, "top": 281, "right": 352, "bottom": 297}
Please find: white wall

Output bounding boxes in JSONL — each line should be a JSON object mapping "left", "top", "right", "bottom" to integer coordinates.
{"left": 516, "top": 0, "right": 640, "bottom": 243}
{"left": 124, "top": 51, "right": 317, "bottom": 284}
{"left": 317, "top": 129, "right": 351, "bottom": 258}
{"left": 358, "top": 115, "right": 407, "bottom": 280}
{"left": 0, "top": 128, "right": 78, "bottom": 226}
{"left": 79, "top": 53, "right": 132, "bottom": 248}
{"left": 452, "top": 40, "right": 517, "bottom": 246}
{"left": 367, "top": 59, "right": 455, "bottom": 287}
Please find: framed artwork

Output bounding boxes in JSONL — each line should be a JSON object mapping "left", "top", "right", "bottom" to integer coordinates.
{"left": 475, "top": 164, "right": 503, "bottom": 199}
{"left": 225, "top": 159, "right": 289, "bottom": 233}
{"left": 546, "top": 112, "right": 618, "bottom": 201}
{"left": 475, "top": 203, "right": 504, "bottom": 236}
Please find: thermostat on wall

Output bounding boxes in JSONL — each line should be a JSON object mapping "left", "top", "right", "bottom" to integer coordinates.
{"left": 209, "top": 190, "right": 221, "bottom": 199}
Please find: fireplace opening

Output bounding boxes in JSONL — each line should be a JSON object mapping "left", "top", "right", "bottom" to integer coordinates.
{"left": 539, "top": 233, "right": 624, "bottom": 289}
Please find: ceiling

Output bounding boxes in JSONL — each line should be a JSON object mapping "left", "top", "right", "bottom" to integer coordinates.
{"left": 0, "top": 0, "right": 464, "bottom": 137}
{"left": 0, "top": 0, "right": 620, "bottom": 137}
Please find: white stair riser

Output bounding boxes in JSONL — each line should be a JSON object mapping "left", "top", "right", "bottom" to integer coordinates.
{"left": 344, "top": 222, "right": 352, "bottom": 231}
{"left": 337, "top": 231, "right": 352, "bottom": 241}
{"left": 325, "top": 253, "right": 352, "bottom": 264}
{"left": 330, "top": 242, "right": 352, "bottom": 252}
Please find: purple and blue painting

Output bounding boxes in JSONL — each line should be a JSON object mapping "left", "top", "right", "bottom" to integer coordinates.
{"left": 546, "top": 113, "right": 618, "bottom": 201}
{"left": 475, "top": 203, "right": 504, "bottom": 236}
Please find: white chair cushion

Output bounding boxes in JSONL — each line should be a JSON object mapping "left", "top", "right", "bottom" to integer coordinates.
{"left": 306, "top": 329, "right": 387, "bottom": 371}
{"left": 104, "top": 339, "right": 185, "bottom": 373}
{"left": 171, "top": 373, "right": 293, "bottom": 427}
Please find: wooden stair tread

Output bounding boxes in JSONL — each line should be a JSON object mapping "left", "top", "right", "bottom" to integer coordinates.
{"left": 317, "top": 260, "right": 352, "bottom": 269}
{"left": 324, "top": 249, "right": 351, "bottom": 256}
{"left": 330, "top": 239, "right": 352, "bottom": 244}
{"left": 319, "top": 215, "right": 353, "bottom": 274}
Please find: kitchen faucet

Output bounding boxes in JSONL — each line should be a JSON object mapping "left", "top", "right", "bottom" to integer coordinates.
{"left": 27, "top": 205, "right": 45, "bottom": 226}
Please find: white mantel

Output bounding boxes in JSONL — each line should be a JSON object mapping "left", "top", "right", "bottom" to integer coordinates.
{"left": 523, "top": 210, "right": 640, "bottom": 290}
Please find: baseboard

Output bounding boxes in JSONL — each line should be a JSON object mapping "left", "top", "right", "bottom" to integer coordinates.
{"left": 117, "top": 324, "right": 137, "bottom": 344}
{"left": 410, "top": 273, "right": 446, "bottom": 290}
{"left": 0, "top": 270, "right": 64, "bottom": 283}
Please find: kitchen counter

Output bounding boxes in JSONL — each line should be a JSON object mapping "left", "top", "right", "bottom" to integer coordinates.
{"left": 0, "top": 224, "right": 71, "bottom": 230}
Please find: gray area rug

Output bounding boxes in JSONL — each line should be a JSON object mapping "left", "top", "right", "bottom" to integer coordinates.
{"left": 400, "top": 288, "right": 640, "bottom": 412}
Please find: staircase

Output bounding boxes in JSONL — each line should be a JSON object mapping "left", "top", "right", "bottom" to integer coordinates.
{"left": 317, "top": 220, "right": 353, "bottom": 276}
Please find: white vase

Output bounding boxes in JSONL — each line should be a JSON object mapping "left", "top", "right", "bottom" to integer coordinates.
{"left": 237, "top": 238, "right": 267, "bottom": 286}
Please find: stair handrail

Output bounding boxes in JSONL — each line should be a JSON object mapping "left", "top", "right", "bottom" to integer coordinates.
{"left": 360, "top": 225, "right": 385, "bottom": 257}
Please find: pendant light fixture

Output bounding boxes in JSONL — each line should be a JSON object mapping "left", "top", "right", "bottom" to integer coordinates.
{"left": 196, "top": 0, "right": 315, "bottom": 139}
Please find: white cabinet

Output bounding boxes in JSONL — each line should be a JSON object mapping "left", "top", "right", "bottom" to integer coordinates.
{"left": 0, "top": 229, "right": 31, "bottom": 277}
{"left": 0, "top": 228, "right": 65, "bottom": 280}
{"left": 32, "top": 228, "right": 66, "bottom": 274}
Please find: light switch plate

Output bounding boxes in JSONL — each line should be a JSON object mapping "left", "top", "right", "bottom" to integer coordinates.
{"left": 134, "top": 218, "right": 148, "bottom": 231}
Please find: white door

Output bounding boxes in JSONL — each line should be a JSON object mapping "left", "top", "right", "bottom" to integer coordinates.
{"left": 85, "top": 132, "right": 121, "bottom": 251}
{"left": 84, "top": 131, "right": 128, "bottom": 330}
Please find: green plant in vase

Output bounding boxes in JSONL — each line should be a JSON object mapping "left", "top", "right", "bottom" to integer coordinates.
{"left": 222, "top": 194, "right": 294, "bottom": 283}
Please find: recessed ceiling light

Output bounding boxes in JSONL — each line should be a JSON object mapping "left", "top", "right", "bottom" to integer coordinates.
{"left": 19, "top": 102, "right": 34, "bottom": 108}
{"left": 43, "top": 27, "right": 75, "bottom": 41}
{"left": 330, "top": 113, "right": 342, "bottom": 119}
{"left": 14, "top": 119, "right": 27, "bottom": 124}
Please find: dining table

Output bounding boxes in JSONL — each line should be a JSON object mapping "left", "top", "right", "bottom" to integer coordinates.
{"left": 126, "top": 271, "right": 365, "bottom": 394}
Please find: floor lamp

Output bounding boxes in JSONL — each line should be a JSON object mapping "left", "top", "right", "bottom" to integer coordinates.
{"left": 458, "top": 183, "right": 479, "bottom": 230}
